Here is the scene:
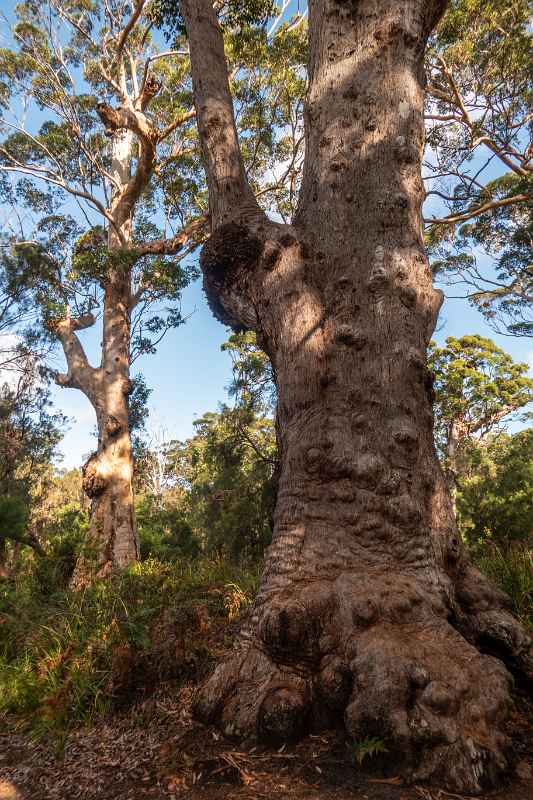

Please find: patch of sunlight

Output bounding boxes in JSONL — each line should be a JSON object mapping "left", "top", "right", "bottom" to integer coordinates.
{"left": 0, "top": 780, "right": 21, "bottom": 799}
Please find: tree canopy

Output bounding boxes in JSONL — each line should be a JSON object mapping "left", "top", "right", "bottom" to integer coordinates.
{"left": 430, "top": 333, "right": 532, "bottom": 460}
{"left": 425, "top": 0, "right": 532, "bottom": 336}
{"left": 456, "top": 428, "right": 533, "bottom": 550}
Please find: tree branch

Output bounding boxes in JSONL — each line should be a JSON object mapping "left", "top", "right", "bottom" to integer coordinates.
{"left": 130, "top": 216, "right": 209, "bottom": 307}
{"left": 51, "top": 313, "right": 100, "bottom": 402}
{"left": 133, "top": 214, "right": 209, "bottom": 259}
{"left": 138, "top": 49, "right": 188, "bottom": 107}
{"left": 115, "top": 0, "right": 146, "bottom": 62}
{"left": 51, "top": 1, "right": 123, "bottom": 95}
{"left": 429, "top": 58, "right": 529, "bottom": 178}
{"left": 180, "top": 0, "right": 261, "bottom": 227}
{"left": 0, "top": 154, "right": 120, "bottom": 235}
{"left": 96, "top": 103, "right": 154, "bottom": 141}
{"left": 425, "top": 193, "right": 531, "bottom": 226}
{"left": 235, "top": 420, "right": 277, "bottom": 466}
{"left": 0, "top": 529, "right": 46, "bottom": 556}
{"left": 158, "top": 109, "right": 196, "bottom": 142}
{"left": 95, "top": 104, "right": 157, "bottom": 232}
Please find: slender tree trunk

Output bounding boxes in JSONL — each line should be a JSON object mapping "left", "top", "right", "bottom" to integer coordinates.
{"left": 0, "top": 537, "right": 8, "bottom": 578}
{"left": 74, "top": 275, "right": 139, "bottom": 580}
{"left": 181, "top": 0, "right": 533, "bottom": 792}
{"left": 444, "top": 416, "right": 465, "bottom": 516}
{"left": 71, "top": 130, "right": 139, "bottom": 584}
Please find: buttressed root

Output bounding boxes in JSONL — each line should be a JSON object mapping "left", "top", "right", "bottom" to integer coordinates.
{"left": 194, "top": 571, "right": 531, "bottom": 795}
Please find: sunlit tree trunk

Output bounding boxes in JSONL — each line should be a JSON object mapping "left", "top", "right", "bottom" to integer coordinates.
{"left": 69, "top": 130, "right": 139, "bottom": 584}
{"left": 181, "top": 0, "right": 533, "bottom": 792}
{"left": 0, "top": 2, "right": 210, "bottom": 585}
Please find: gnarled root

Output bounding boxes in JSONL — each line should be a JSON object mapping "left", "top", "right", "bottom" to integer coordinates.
{"left": 194, "top": 570, "right": 530, "bottom": 794}
{"left": 454, "top": 563, "right": 533, "bottom": 681}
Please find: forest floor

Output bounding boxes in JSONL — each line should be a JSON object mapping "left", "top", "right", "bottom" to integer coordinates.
{"left": 1, "top": 682, "right": 532, "bottom": 800}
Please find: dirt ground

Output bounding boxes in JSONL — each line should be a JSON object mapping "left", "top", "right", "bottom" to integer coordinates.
{"left": 1, "top": 683, "right": 532, "bottom": 800}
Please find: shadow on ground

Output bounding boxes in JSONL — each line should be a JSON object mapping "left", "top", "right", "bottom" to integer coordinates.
{"left": 1, "top": 683, "right": 532, "bottom": 800}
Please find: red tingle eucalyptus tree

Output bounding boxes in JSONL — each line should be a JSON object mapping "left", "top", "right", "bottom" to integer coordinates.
{"left": 179, "top": 0, "right": 532, "bottom": 792}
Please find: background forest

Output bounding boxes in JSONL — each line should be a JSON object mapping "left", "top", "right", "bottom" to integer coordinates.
{"left": 0, "top": 0, "right": 531, "bottom": 793}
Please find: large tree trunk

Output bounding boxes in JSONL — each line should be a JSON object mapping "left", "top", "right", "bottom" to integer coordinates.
{"left": 71, "top": 130, "right": 139, "bottom": 585}
{"left": 181, "top": 0, "right": 533, "bottom": 792}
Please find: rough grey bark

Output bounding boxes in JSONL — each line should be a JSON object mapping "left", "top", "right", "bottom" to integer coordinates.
{"left": 181, "top": 0, "right": 533, "bottom": 792}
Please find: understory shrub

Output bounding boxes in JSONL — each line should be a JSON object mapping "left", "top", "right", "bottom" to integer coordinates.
{"left": 1, "top": 525, "right": 529, "bottom": 742}
{"left": 0, "top": 557, "right": 260, "bottom": 737}
{"left": 473, "top": 543, "right": 532, "bottom": 627}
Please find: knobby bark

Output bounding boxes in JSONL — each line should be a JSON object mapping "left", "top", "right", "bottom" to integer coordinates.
{"left": 181, "top": 0, "right": 533, "bottom": 792}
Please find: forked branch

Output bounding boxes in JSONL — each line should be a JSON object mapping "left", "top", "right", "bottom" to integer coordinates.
{"left": 180, "top": 0, "right": 261, "bottom": 227}
{"left": 51, "top": 313, "right": 100, "bottom": 401}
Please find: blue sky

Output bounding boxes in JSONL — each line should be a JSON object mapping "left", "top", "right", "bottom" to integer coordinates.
{"left": 54, "top": 267, "right": 533, "bottom": 469}
{"left": 55, "top": 275, "right": 237, "bottom": 466}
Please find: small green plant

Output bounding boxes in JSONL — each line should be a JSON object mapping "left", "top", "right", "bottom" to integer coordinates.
{"left": 475, "top": 544, "right": 532, "bottom": 627}
{"left": 353, "top": 736, "right": 388, "bottom": 766}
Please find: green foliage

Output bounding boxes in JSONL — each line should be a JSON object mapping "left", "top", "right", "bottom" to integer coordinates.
{"left": 456, "top": 430, "right": 533, "bottom": 550}
{"left": 0, "top": 381, "right": 66, "bottom": 496}
{"left": 0, "top": 557, "right": 259, "bottom": 736}
{"left": 454, "top": 427, "right": 532, "bottom": 626}
{"left": 474, "top": 544, "right": 532, "bottom": 627}
{"left": 429, "top": 179, "right": 533, "bottom": 337}
{"left": 0, "top": 0, "right": 307, "bottom": 364}
{"left": 131, "top": 333, "right": 278, "bottom": 563}
{"left": 426, "top": 0, "right": 532, "bottom": 336}
{"left": 429, "top": 334, "right": 532, "bottom": 460}
{"left": 0, "top": 466, "right": 85, "bottom": 585}
{"left": 166, "top": 407, "right": 277, "bottom": 560}
{"left": 127, "top": 373, "right": 152, "bottom": 463}
{"left": 0, "top": 0, "right": 203, "bottom": 373}
{"left": 227, "top": 16, "right": 307, "bottom": 221}
{"left": 430, "top": 337, "right": 532, "bottom": 562}
{"left": 353, "top": 737, "right": 388, "bottom": 766}
{"left": 0, "top": 494, "right": 27, "bottom": 541}
{"left": 136, "top": 494, "right": 200, "bottom": 561}
{"left": 0, "top": 230, "right": 52, "bottom": 369}
{"left": 0, "top": 370, "right": 66, "bottom": 564}
{"left": 0, "top": 0, "right": 531, "bottom": 748}
{"left": 222, "top": 330, "right": 275, "bottom": 413}
{"left": 28, "top": 503, "right": 88, "bottom": 592}
{"left": 150, "top": 0, "right": 276, "bottom": 42}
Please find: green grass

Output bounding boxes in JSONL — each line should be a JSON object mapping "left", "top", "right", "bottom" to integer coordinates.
{"left": 1, "top": 539, "right": 530, "bottom": 742}
{"left": 0, "top": 557, "right": 260, "bottom": 737}
{"left": 474, "top": 543, "right": 532, "bottom": 627}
